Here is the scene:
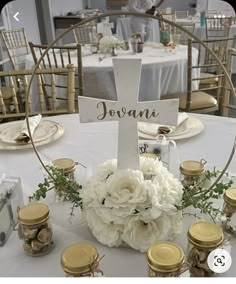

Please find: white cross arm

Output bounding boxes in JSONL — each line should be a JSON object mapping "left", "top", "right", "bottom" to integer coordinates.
{"left": 136, "top": 99, "right": 179, "bottom": 126}
{"left": 78, "top": 97, "right": 179, "bottom": 125}
{"left": 78, "top": 97, "right": 120, "bottom": 123}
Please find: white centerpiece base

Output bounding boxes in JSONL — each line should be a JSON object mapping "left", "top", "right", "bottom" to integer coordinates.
{"left": 81, "top": 157, "right": 183, "bottom": 252}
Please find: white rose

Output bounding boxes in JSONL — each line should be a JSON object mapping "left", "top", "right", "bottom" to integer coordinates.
{"left": 80, "top": 180, "right": 108, "bottom": 207}
{"left": 122, "top": 214, "right": 172, "bottom": 252}
{"left": 95, "top": 159, "right": 117, "bottom": 182}
{"left": 99, "top": 36, "right": 120, "bottom": 54}
{"left": 94, "top": 207, "right": 134, "bottom": 225}
{"left": 152, "top": 167, "right": 183, "bottom": 206}
{"left": 140, "top": 156, "right": 163, "bottom": 177}
{"left": 170, "top": 210, "right": 183, "bottom": 238}
{"left": 104, "top": 169, "right": 148, "bottom": 208}
{"left": 81, "top": 158, "right": 184, "bottom": 252}
{"left": 85, "top": 208, "right": 123, "bottom": 247}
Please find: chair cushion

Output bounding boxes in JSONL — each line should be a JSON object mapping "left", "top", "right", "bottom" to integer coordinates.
{"left": 179, "top": 91, "right": 218, "bottom": 110}
{"left": 1, "top": 87, "right": 13, "bottom": 100}
{"left": 200, "top": 73, "right": 218, "bottom": 85}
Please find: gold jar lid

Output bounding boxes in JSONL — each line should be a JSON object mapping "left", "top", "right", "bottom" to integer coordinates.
{"left": 180, "top": 160, "right": 206, "bottom": 176}
{"left": 147, "top": 242, "right": 184, "bottom": 273}
{"left": 61, "top": 243, "right": 99, "bottom": 276}
{"left": 188, "top": 221, "right": 224, "bottom": 249}
{"left": 18, "top": 203, "right": 50, "bottom": 225}
{"left": 224, "top": 188, "right": 236, "bottom": 207}
{"left": 52, "top": 158, "right": 76, "bottom": 174}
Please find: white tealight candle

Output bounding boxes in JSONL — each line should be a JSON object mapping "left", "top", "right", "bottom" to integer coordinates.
{"left": 218, "top": 15, "right": 222, "bottom": 18}
{"left": 222, "top": 15, "right": 226, "bottom": 18}
{"left": 214, "top": 15, "right": 217, "bottom": 18}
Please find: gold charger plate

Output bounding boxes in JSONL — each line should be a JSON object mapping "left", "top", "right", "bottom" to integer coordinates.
{"left": 0, "top": 120, "right": 64, "bottom": 150}
{"left": 138, "top": 116, "right": 204, "bottom": 141}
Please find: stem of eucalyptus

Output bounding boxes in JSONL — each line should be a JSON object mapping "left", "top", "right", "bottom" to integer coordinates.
{"left": 192, "top": 136, "right": 236, "bottom": 198}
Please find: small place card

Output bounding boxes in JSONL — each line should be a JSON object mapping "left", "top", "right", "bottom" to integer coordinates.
{"left": 0, "top": 176, "right": 24, "bottom": 247}
{"left": 139, "top": 136, "right": 175, "bottom": 170}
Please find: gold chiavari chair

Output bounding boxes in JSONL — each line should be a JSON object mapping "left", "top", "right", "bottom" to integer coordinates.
{"left": 163, "top": 39, "right": 230, "bottom": 114}
{"left": 173, "top": 23, "right": 195, "bottom": 45}
{"left": 159, "top": 13, "right": 176, "bottom": 34}
{"left": 0, "top": 28, "right": 30, "bottom": 70}
{"left": 221, "top": 50, "right": 236, "bottom": 116}
{"left": 174, "top": 10, "right": 189, "bottom": 19}
{"left": 205, "top": 16, "right": 232, "bottom": 39}
{"left": 193, "top": 37, "right": 236, "bottom": 88}
{"left": 207, "top": 10, "right": 218, "bottom": 17}
{"left": 28, "top": 42, "right": 83, "bottom": 110}
{"left": 72, "top": 22, "right": 97, "bottom": 45}
{"left": 0, "top": 64, "right": 75, "bottom": 120}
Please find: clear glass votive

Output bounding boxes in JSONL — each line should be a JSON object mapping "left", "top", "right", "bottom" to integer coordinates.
{"left": 171, "top": 34, "right": 181, "bottom": 47}
{"left": 131, "top": 39, "right": 138, "bottom": 54}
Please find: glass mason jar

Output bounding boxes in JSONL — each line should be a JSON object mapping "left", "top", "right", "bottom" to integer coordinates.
{"left": 147, "top": 242, "right": 186, "bottom": 277}
{"left": 187, "top": 221, "right": 224, "bottom": 277}
{"left": 131, "top": 38, "right": 138, "bottom": 54}
{"left": 52, "top": 158, "right": 77, "bottom": 180}
{"left": 61, "top": 242, "right": 103, "bottom": 277}
{"left": 222, "top": 188, "right": 236, "bottom": 238}
{"left": 17, "top": 203, "right": 54, "bottom": 256}
{"left": 180, "top": 159, "right": 207, "bottom": 188}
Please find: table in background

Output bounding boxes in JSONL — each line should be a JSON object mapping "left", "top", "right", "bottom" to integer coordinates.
{"left": 1, "top": 113, "right": 236, "bottom": 276}
{"left": 25, "top": 45, "right": 199, "bottom": 111}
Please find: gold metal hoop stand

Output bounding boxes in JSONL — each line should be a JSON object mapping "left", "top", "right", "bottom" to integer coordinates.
{"left": 25, "top": 11, "right": 236, "bottom": 184}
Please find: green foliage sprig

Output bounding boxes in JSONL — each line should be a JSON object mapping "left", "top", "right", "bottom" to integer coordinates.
{"left": 29, "top": 165, "right": 83, "bottom": 216}
{"left": 30, "top": 165, "right": 234, "bottom": 221}
{"left": 178, "top": 167, "right": 233, "bottom": 222}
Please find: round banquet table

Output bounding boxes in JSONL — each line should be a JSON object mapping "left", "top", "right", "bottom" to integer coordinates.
{"left": 25, "top": 45, "right": 199, "bottom": 112}
{"left": 1, "top": 113, "right": 236, "bottom": 277}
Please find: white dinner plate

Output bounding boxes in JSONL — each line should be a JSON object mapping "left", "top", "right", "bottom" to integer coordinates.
{"left": 0, "top": 120, "right": 59, "bottom": 144}
{"left": 0, "top": 120, "right": 64, "bottom": 150}
{"left": 138, "top": 116, "right": 204, "bottom": 141}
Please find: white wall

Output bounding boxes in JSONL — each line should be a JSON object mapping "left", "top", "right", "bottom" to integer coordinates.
{"left": 159, "top": 0, "right": 197, "bottom": 11}
{"left": 5, "top": 0, "right": 40, "bottom": 44}
{"left": 50, "top": 0, "right": 83, "bottom": 16}
{"left": 90, "top": 0, "right": 107, "bottom": 10}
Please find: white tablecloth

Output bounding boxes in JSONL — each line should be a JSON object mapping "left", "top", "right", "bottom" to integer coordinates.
{"left": 25, "top": 46, "right": 199, "bottom": 111}
{"left": 1, "top": 113, "right": 236, "bottom": 276}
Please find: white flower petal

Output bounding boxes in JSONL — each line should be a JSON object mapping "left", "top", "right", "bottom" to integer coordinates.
{"left": 85, "top": 208, "right": 123, "bottom": 247}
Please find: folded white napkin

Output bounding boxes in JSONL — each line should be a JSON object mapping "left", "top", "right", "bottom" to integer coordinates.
{"left": 15, "top": 114, "right": 42, "bottom": 143}
{"left": 138, "top": 112, "right": 188, "bottom": 136}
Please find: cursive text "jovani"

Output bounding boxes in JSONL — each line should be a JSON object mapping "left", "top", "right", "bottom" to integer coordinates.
{"left": 97, "top": 102, "right": 160, "bottom": 120}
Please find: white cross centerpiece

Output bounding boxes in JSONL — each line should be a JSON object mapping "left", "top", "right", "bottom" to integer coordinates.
{"left": 78, "top": 58, "right": 179, "bottom": 169}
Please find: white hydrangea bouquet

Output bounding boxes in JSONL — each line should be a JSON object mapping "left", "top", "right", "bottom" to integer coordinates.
{"left": 99, "top": 35, "right": 125, "bottom": 55}
{"left": 80, "top": 157, "right": 183, "bottom": 252}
